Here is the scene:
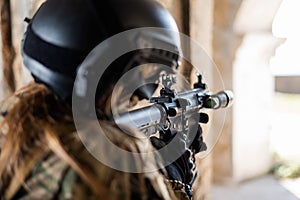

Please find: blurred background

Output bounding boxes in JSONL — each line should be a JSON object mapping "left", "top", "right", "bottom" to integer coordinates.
{"left": 0, "top": 0, "right": 299, "bottom": 199}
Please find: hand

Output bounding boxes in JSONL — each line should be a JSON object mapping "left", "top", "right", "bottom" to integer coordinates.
{"left": 189, "top": 125, "right": 207, "bottom": 154}
{"left": 150, "top": 126, "right": 204, "bottom": 198}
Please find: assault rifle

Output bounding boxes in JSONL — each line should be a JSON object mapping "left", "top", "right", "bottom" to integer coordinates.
{"left": 115, "top": 73, "right": 233, "bottom": 141}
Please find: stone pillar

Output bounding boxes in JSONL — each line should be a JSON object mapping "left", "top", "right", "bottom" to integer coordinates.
{"left": 212, "top": 0, "right": 283, "bottom": 183}
{"left": 212, "top": 0, "right": 243, "bottom": 183}
{"left": 233, "top": 32, "right": 280, "bottom": 181}
{"left": 232, "top": 0, "right": 282, "bottom": 182}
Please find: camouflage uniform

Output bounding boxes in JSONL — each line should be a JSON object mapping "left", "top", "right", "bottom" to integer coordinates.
{"left": 0, "top": 84, "right": 189, "bottom": 200}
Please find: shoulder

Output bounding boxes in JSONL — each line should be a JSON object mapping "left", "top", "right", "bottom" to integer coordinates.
{"left": 67, "top": 121, "right": 177, "bottom": 199}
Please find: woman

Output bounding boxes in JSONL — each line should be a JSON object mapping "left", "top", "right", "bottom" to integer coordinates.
{"left": 0, "top": 0, "right": 198, "bottom": 199}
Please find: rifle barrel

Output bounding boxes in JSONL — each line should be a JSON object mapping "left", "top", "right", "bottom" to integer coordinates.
{"left": 115, "top": 90, "right": 233, "bottom": 132}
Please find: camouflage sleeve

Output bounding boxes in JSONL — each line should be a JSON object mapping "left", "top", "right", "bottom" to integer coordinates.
{"left": 8, "top": 121, "right": 180, "bottom": 199}
{"left": 62, "top": 121, "right": 178, "bottom": 200}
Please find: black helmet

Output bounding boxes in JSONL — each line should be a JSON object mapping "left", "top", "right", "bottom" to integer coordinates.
{"left": 22, "top": 0, "right": 181, "bottom": 105}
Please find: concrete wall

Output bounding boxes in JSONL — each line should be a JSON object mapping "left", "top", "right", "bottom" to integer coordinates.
{"left": 275, "top": 76, "right": 300, "bottom": 94}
